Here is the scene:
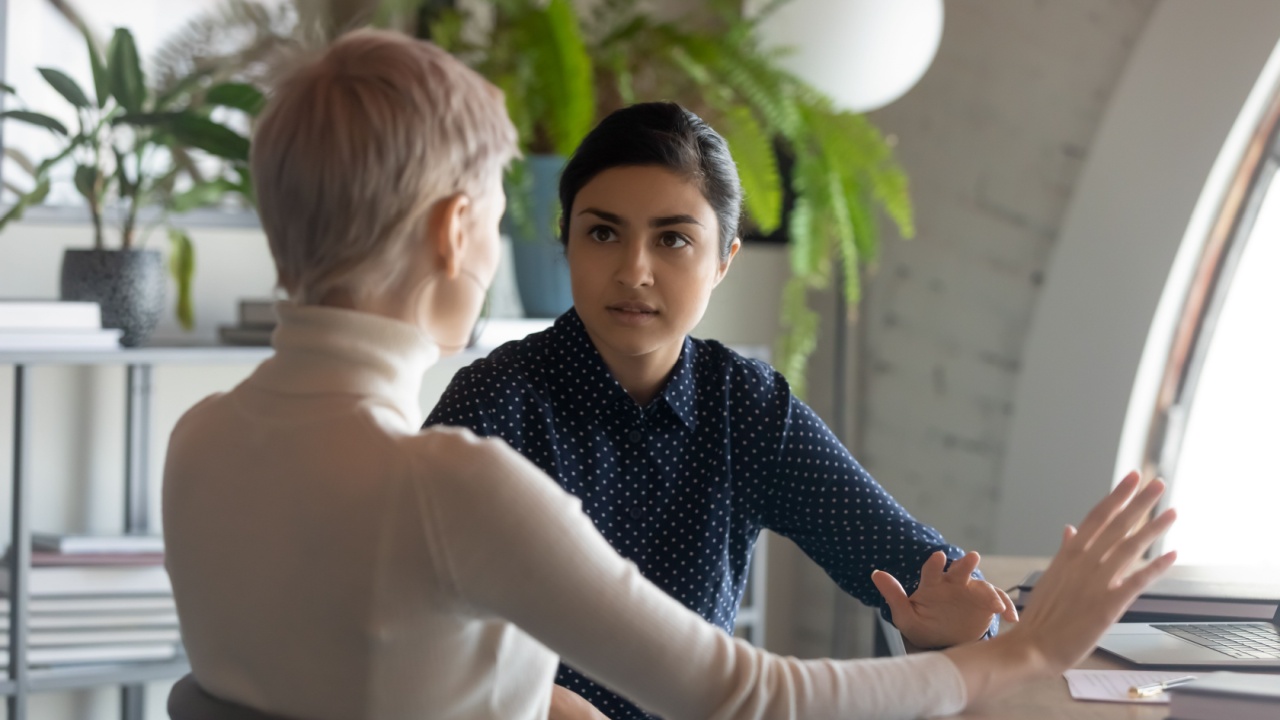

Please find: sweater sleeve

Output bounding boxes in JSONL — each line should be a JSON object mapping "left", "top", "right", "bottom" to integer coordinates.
{"left": 413, "top": 428, "right": 968, "bottom": 720}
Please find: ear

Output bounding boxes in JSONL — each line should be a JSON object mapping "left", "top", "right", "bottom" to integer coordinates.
{"left": 425, "top": 193, "right": 472, "bottom": 279}
{"left": 713, "top": 238, "right": 742, "bottom": 288}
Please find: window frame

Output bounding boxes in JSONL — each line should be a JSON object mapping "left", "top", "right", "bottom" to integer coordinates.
{"left": 1142, "top": 86, "right": 1280, "bottom": 486}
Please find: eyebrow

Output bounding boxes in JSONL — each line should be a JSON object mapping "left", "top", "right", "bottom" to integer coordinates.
{"left": 578, "top": 207, "right": 704, "bottom": 229}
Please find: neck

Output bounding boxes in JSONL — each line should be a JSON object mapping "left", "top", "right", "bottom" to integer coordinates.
{"left": 587, "top": 332, "right": 683, "bottom": 407}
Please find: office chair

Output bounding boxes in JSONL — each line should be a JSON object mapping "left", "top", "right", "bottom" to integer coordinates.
{"left": 168, "top": 674, "right": 297, "bottom": 720}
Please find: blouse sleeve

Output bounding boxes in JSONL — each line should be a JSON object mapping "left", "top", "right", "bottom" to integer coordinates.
{"left": 735, "top": 367, "right": 994, "bottom": 634}
{"left": 412, "top": 428, "right": 968, "bottom": 720}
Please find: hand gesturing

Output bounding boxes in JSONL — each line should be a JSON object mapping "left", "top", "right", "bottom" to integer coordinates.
{"left": 872, "top": 550, "right": 1019, "bottom": 648}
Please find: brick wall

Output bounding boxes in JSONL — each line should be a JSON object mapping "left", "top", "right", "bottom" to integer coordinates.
{"left": 789, "top": 0, "right": 1160, "bottom": 657}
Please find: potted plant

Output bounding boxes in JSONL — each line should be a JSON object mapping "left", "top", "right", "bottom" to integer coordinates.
{"left": 1, "top": 21, "right": 258, "bottom": 346}
{"left": 426, "top": 0, "right": 595, "bottom": 318}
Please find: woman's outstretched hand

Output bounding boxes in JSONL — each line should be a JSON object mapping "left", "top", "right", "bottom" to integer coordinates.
{"left": 943, "top": 471, "right": 1177, "bottom": 705}
{"left": 872, "top": 551, "right": 1019, "bottom": 648}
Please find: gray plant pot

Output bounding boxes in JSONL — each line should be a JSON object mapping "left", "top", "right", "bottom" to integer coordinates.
{"left": 60, "top": 249, "right": 165, "bottom": 347}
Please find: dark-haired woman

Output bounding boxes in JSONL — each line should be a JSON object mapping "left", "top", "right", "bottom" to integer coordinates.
{"left": 426, "top": 103, "right": 1010, "bottom": 719}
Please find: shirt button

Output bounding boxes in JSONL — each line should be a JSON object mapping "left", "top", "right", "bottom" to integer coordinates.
{"left": 628, "top": 430, "right": 643, "bottom": 443}
{"left": 629, "top": 507, "right": 644, "bottom": 519}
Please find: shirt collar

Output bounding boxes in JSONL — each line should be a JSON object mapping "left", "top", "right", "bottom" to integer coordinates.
{"left": 547, "top": 309, "right": 698, "bottom": 430}
{"left": 248, "top": 302, "right": 440, "bottom": 426}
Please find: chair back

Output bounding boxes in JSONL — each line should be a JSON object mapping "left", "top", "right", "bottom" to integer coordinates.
{"left": 169, "top": 674, "right": 299, "bottom": 720}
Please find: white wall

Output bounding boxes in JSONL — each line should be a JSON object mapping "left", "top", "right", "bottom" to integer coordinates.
{"left": 997, "top": 1, "right": 1280, "bottom": 554}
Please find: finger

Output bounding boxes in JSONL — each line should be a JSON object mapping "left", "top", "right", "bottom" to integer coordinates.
{"left": 1103, "top": 507, "right": 1177, "bottom": 576}
{"left": 1118, "top": 550, "right": 1178, "bottom": 599}
{"left": 918, "top": 551, "right": 947, "bottom": 586}
{"left": 947, "top": 551, "right": 981, "bottom": 581}
{"left": 1089, "top": 478, "right": 1167, "bottom": 556}
{"left": 872, "top": 570, "right": 912, "bottom": 619}
{"left": 995, "top": 586, "right": 1020, "bottom": 623}
{"left": 1074, "top": 471, "right": 1141, "bottom": 546}
{"left": 972, "top": 579, "right": 1005, "bottom": 613}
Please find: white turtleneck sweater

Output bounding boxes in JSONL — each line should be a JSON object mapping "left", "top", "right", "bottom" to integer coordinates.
{"left": 162, "top": 303, "right": 968, "bottom": 720}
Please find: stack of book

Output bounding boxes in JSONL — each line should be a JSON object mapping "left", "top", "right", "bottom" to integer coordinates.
{"left": 1170, "top": 672, "right": 1280, "bottom": 719}
{"left": 1012, "top": 566, "right": 1280, "bottom": 622}
{"left": 218, "top": 299, "right": 276, "bottom": 346}
{"left": 0, "top": 301, "right": 121, "bottom": 350}
{"left": 1, "top": 533, "right": 180, "bottom": 668}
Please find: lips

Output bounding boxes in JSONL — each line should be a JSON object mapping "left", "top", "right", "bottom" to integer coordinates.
{"left": 607, "top": 301, "right": 658, "bottom": 314}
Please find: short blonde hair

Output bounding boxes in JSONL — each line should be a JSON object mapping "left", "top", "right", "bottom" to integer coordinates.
{"left": 252, "top": 30, "right": 518, "bottom": 304}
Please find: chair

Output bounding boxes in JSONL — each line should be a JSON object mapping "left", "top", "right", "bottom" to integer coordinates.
{"left": 168, "top": 674, "right": 297, "bottom": 720}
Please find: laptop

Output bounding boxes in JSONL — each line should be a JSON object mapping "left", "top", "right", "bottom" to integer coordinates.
{"left": 1097, "top": 611, "right": 1280, "bottom": 668}
{"left": 1016, "top": 566, "right": 1280, "bottom": 668}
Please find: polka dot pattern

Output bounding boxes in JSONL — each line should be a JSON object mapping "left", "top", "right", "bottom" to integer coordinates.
{"left": 425, "top": 309, "right": 985, "bottom": 720}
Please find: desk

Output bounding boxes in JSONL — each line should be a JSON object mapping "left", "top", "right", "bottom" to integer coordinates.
{"left": 951, "top": 556, "right": 1277, "bottom": 719}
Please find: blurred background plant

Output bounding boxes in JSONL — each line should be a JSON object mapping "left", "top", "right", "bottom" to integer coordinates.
{"left": 0, "top": 0, "right": 267, "bottom": 328}
{"left": 3, "top": 0, "right": 912, "bottom": 386}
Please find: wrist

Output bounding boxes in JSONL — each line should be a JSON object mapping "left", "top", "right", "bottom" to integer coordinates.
{"left": 942, "top": 629, "right": 1052, "bottom": 708}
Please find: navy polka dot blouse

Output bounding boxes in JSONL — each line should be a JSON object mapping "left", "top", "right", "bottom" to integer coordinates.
{"left": 425, "top": 309, "right": 987, "bottom": 720}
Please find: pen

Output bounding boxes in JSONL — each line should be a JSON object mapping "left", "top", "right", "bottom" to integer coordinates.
{"left": 1129, "top": 675, "right": 1197, "bottom": 698}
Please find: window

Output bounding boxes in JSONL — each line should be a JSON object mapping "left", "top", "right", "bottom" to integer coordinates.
{"left": 1, "top": 0, "right": 284, "bottom": 221}
{"left": 1147, "top": 90, "right": 1280, "bottom": 569}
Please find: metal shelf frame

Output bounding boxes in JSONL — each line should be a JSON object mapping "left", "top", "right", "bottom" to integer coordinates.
{"left": 3, "top": 346, "right": 268, "bottom": 720}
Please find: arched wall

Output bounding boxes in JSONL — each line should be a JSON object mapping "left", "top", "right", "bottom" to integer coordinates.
{"left": 996, "top": 0, "right": 1280, "bottom": 553}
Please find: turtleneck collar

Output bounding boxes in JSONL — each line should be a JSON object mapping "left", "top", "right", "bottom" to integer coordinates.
{"left": 248, "top": 302, "right": 440, "bottom": 426}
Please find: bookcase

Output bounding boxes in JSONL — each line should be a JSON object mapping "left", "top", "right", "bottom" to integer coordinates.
{"left": 1, "top": 336, "right": 771, "bottom": 720}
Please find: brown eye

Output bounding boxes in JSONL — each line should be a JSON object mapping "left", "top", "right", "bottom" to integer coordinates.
{"left": 660, "top": 232, "right": 690, "bottom": 249}
{"left": 589, "top": 225, "right": 617, "bottom": 243}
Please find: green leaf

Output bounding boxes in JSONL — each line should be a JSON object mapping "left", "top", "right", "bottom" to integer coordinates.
{"left": 167, "top": 227, "right": 196, "bottom": 330}
{"left": 107, "top": 28, "right": 147, "bottom": 113}
{"left": 537, "top": 0, "right": 596, "bottom": 156}
{"left": 0, "top": 82, "right": 16, "bottom": 95}
{"left": 0, "top": 110, "right": 68, "bottom": 135}
{"left": 0, "top": 178, "right": 51, "bottom": 233}
{"left": 83, "top": 28, "right": 110, "bottom": 108}
{"left": 719, "top": 106, "right": 781, "bottom": 234}
{"left": 73, "top": 164, "right": 100, "bottom": 201}
{"left": 205, "top": 82, "right": 265, "bottom": 116}
{"left": 164, "top": 113, "right": 251, "bottom": 161}
{"left": 170, "top": 179, "right": 237, "bottom": 213}
{"left": 37, "top": 67, "right": 91, "bottom": 108}
{"left": 774, "top": 276, "right": 819, "bottom": 399}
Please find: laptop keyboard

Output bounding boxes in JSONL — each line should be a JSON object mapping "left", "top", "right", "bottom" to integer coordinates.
{"left": 1154, "top": 623, "right": 1280, "bottom": 659}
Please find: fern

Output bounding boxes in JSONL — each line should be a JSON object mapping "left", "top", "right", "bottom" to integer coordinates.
{"left": 717, "top": 105, "right": 781, "bottom": 234}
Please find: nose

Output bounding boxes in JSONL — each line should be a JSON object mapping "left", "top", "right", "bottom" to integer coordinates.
{"left": 614, "top": 240, "right": 654, "bottom": 288}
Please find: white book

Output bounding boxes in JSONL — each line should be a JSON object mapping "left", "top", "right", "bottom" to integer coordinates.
{"left": 0, "top": 565, "right": 170, "bottom": 596}
{"left": 0, "top": 627, "right": 181, "bottom": 647}
{"left": 0, "top": 330, "right": 122, "bottom": 350}
{"left": 32, "top": 533, "right": 164, "bottom": 555}
{"left": 0, "top": 611, "right": 179, "bottom": 631}
{"left": 0, "top": 642, "right": 179, "bottom": 668}
{"left": 0, "top": 596, "right": 175, "bottom": 615}
{"left": 0, "top": 301, "right": 101, "bottom": 330}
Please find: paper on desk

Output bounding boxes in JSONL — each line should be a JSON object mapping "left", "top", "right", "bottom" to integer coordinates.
{"left": 1063, "top": 669, "right": 1196, "bottom": 704}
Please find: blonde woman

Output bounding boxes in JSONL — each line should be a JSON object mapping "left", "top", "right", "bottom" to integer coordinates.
{"left": 163, "top": 30, "right": 1177, "bottom": 720}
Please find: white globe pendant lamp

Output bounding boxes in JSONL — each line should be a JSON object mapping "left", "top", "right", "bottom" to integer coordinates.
{"left": 747, "top": 0, "right": 945, "bottom": 113}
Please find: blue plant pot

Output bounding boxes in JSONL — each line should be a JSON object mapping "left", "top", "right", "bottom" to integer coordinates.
{"left": 506, "top": 155, "right": 573, "bottom": 319}
{"left": 60, "top": 249, "right": 165, "bottom": 347}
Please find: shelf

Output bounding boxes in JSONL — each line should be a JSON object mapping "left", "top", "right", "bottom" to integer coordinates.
{"left": 0, "top": 317, "right": 557, "bottom": 366}
{"left": 22, "top": 658, "right": 189, "bottom": 693}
